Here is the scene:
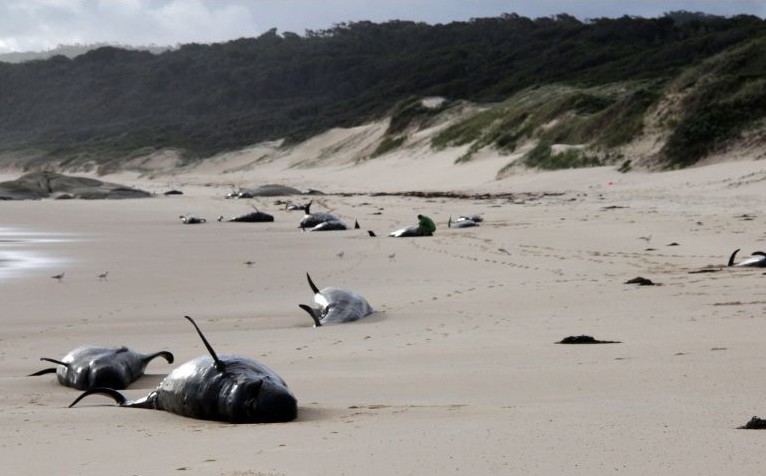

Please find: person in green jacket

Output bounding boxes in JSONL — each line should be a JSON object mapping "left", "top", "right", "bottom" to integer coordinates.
{"left": 417, "top": 214, "right": 436, "bottom": 236}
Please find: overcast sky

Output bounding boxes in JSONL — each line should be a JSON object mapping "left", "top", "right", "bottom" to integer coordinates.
{"left": 1, "top": 1, "right": 764, "bottom": 54}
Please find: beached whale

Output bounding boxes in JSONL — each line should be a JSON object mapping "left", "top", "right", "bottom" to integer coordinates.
{"left": 448, "top": 216, "right": 479, "bottom": 228}
{"left": 728, "top": 249, "right": 766, "bottom": 267}
{"left": 299, "top": 201, "right": 341, "bottom": 229}
{"left": 389, "top": 224, "right": 428, "bottom": 237}
{"left": 28, "top": 346, "right": 174, "bottom": 390}
{"left": 310, "top": 219, "right": 348, "bottom": 231}
{"left": 286, "top": 201, "right": 310, "bottom": 211}
{"left": 69, "top": 316, "right": 298, "bottom": 423}
{"left": 298, "top": 273, "right": 374, "bottom": 326}
{"left": 220, "top": 208, "right": 275, "bottom": 222}
{"left": 179, "top": 213, "right": 206, "bottom": 224}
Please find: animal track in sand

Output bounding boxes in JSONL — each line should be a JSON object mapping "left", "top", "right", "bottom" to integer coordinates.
{"left": 409, "top": 240, "right": 550, "bottom": 272}
{"left": 344, "top": 403, "right": 468, "bottom": 420}
{"left": 403, "top": 283, "right": 499, "bottom": 308}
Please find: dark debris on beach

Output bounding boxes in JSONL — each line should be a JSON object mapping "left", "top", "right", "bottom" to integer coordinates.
{"left": 345, "top": 190, "right": 564, "bottom": 201}
{"left": 625, "top": 277, "right": 658, "bottom": 286}
{"left": 557, "top": 335, "right": 622, "bottom": 344}
{"left": 739, "top": 416, "right": 766, "bottom": 429}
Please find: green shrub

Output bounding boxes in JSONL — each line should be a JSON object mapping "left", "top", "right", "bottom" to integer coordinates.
{"left": 431, "top": 107, "right": 505, "bottom": 149}
{"left": 370, "top": 135, "right": 405, "bottom": 158}
{"left": 387, "top": 97, "right": 448, "bottom": 135}
{"left": 522, "top": 141, "right": 601, "bottom": 170}
{"left": 618, "top": 159, "right": 632, "bottom": 173}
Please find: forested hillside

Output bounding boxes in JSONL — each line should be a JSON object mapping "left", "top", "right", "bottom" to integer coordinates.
{"left": 1, "top": 11, "right": 764, "bottom": 172}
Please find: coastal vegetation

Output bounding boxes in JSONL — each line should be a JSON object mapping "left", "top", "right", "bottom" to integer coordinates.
{"left": 0, "top": 11, "right": 765, "bottom": 172}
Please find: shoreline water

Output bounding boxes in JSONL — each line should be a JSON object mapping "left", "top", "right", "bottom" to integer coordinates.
{"left": 0, "top": 227, "right": 73, "bottom": 280}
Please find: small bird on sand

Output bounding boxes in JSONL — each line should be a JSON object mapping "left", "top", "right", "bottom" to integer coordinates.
{"left": 388, "top": 253, "right": 396, "bottom": 261}
{"left": 244, "top": 260, "right": 255, "bottom": 267}
{"left": 337, "top": 251, "right": 345, "bottom": 259}
{"left": 98, "top": 271, "right": 109, "bottom": 281}
{"left": 51, "top": 272, "right": 65, "bottom": 283}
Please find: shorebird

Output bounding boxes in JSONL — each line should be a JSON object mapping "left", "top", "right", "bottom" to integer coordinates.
{"left": 98, "top": 271, "right": 109, "bottom": 281}
{"left": 244, "top": 260, "right": 255, "bottom": 267}
{"left": 51, "top": 272, "right": 65, "bottom": 283}
{"left": 388, "top": 253, "right": 396, "bottom": 261}
{"left": 337, "top": 251, "right": 345, "bottom": 259}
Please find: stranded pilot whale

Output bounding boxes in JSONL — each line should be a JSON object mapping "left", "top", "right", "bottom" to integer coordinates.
{"left": 219, "top": 207, "right": 275, "bottom": 223}
{"left": 69, "top": 316, "right": 298, "bottom": 423}
{"left": 28, "top": 346, "right": 174, "bottom": 390}
{"left": 728, "top": 249, "right": 766, "bottom": 267}
{"left": 299, "top": 201, "right": 343, "bottom": 230}
{"left": 298, "top": 273, "right": 374, "bottom": 326}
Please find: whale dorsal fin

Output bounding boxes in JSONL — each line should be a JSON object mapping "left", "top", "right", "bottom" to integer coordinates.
{"left": 728, "top": 249, "right": 740, "bottom": 266}
{"left": 184, "top": 316, "right": 225, "bottom": 371}
{"left": 306, "top": 273, "right": 320, "bottom": 294}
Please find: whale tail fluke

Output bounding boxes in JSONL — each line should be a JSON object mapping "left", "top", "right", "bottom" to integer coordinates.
{"left": 27, "top": 368, "right": 58, "bottom": 377}
{"left": 143, "top": 351, "right": 175, "bottom": 365}
{"left": 728, "top": 249, "right": 741, "bottom": 267}
{"left": 29, "top": 357, "right": 69, "bottom": 376}
{"left": 69, "top": 387, "right": 128, "bottom": 408}
{"left": 303, "top": 200, "right": 313, "bottom": 215}
{"left": 298, "top": 304, "right": 322, "bottom": 327}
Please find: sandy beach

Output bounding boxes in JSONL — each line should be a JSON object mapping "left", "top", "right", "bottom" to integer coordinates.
{"left": 2, "top": 141, "right": 766, "bottom": 475}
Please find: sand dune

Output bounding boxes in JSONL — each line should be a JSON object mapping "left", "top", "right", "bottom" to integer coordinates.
{"left": 2, "top": 143, "right": 766, "bottom": 475}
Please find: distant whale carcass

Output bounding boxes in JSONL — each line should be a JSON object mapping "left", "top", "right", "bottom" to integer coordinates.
{"left": 220, "top": 207, "right": 274, "bottom": 222}
{"left": 28, "top": 346, "right": 174, "bottom": 390}
{"left": 298, "top": 273, "right": 374, "bottom": 326}
{"left": 310, "top": 219, "right": 347, "bottom": 231}
{"left": 448, "top": 216, "right": 479, "bottom": 228}
{"left": 389, "top": 224, "right": 428, "bottom": 237}
{"left": 728, "top": 249, "right": 766, "bottom": 267}
{"left": 179, "top": 213, "right": 206, "bottom": 224}
{"left": 69, "top": 316, "right": 298, "bottom": 423}
{"left": 299, "top": 201, "right": 344, "bottom": 230}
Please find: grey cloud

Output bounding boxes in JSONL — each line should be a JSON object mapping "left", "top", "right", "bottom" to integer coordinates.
{"left": 0, "top": 0, "right": 763, "bottom": 54}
